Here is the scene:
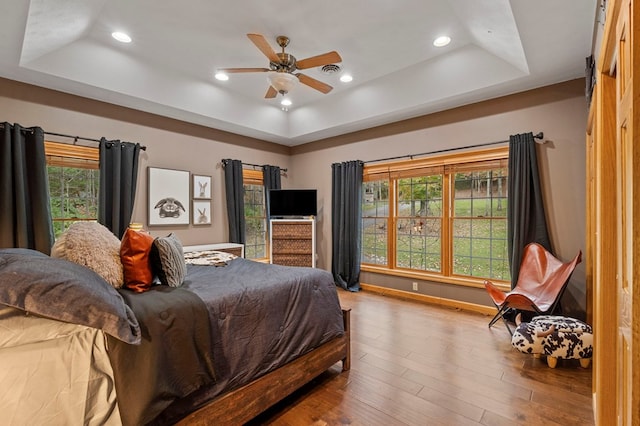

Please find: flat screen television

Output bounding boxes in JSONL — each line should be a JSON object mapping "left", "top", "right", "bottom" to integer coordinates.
{"left": 268, "top": 189, "right": 317, "bottom": 217}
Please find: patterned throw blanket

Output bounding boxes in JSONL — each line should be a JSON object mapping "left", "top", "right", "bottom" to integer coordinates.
{"left": 184, "top": 250, "right": 237, "bottom": 267}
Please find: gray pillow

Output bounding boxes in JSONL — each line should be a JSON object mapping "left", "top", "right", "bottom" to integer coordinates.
{"left": 0, "top": 249, "right": 140, "bottom": 344}
{"left": 150, "top": 234, "right": 186, "bottom": 287}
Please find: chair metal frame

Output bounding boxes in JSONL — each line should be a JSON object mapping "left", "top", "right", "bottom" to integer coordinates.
{"left": 484, "top": 243, "right": 582, "bottom": 335}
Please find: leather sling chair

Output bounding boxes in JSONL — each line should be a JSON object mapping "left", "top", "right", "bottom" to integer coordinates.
{"left": 484, "top": 242, "right": 582, "bottom": 335}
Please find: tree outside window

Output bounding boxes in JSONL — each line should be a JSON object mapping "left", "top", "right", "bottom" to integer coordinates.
{"left": 45, "top": 142, "right": 99, "bottom": 237}
{"left": 243, "top": 169, "right": 267, "bottom": 260}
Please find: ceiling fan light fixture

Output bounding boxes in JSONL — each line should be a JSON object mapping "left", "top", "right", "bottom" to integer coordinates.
{"left": 281, "top": 98, "right": 292, "bottom": 106}
{"left": 267, "top": 72, "right": 298, "bottom": 95}
{"left": 214, "top": 71, "right": 229, "bottom": 81}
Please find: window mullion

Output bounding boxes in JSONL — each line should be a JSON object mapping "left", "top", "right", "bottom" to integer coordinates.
{"left": 388, "top": 178, "right": 397, "bottom": 269}
{"left": 442, "top": 171, "right": 453, "bottom": 277}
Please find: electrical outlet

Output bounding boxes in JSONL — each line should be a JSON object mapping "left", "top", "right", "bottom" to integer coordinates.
{"left": 412, "top": 282, "right": 418, "bottom": 291}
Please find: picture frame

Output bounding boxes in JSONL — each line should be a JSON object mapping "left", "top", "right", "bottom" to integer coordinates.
{"left": 148, "top": 167, "right": 190, "bottom": 226}
{"left": 193, "top": 200, "right": 212, "bottom": 225}
{"left": 193, "top": 174, "right": 211, "bottom": 199}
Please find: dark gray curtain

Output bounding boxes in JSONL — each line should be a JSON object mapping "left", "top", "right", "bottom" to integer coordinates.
{"left": 507, "top": 132, "right": 552, "bottom": 288}
{"left": 262, "top": 165, "right": 281, "bottom": 219}
{"left": 331, "top": 160, "right": 363, "bottom": 292}
{"left": 223, "top": 159, "right": 245, "bottom": 244}
{"left": 98, "top": 138, "right": 142, "bottom": 239}
{"left": 0, "top": 123, "right": 54, "bottom": 254}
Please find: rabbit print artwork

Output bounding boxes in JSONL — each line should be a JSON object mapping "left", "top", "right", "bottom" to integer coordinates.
{"left": 198, "top": 208, "right": 209, "bottom": 224}
{"left": 193, "top": 200, "right": 211, "bottom": 225}
{"left": 198, "top": 181, "right": 208, "bottom": 198}
{"left": 154, "top": 197, "right": 186, "bottom": 218}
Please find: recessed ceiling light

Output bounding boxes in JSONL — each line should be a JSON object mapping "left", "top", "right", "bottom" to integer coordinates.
{"left": 215, "top": 72, "right": 229, "bottom": 81}
{"left": 281, "top": 98, "right": 292, "bottom": 106}
{"left": 340, "top": 74, "right": 353, "bottom": 83}
{"left": 112, "top": 31, "right": 132, "bottom": 43}
{"left": 433, "top": 36, "right": 451, "bottom": 47}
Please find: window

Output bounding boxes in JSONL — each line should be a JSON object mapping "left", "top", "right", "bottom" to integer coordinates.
{"left": 451, "top": 164, "right": 509, "bottom": 280}
{"left": 396, "top": 174, "right": 443, "bottom": 272}
{"left": 45, "top": 141, "right": 100, "bottom": 237}
{"left": 361, "top": 146, "right": 510, "bottom": 285}
{"left": 243, "top": 169, "right": 267, "bottom": 260}
{"left": 361, "top": 180, "right": 389, "bottom": 265}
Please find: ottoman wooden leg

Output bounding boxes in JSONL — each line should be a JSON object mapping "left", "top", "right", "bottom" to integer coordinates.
{"left": 546, "top": 356, "right": 558, "bottom": 368}
{"left": 579, "top": 358, "right": 591, "bottom": 368}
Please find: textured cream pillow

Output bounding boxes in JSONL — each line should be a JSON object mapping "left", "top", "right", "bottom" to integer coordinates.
{"left": 51, "top": 222, "right": 124, "bottom": 288}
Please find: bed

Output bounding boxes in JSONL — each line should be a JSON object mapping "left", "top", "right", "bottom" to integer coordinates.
{"left": 0, "top": 241, "right": 350, "bottom": 425}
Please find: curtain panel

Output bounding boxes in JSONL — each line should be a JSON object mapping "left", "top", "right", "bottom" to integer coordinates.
{"left": 223, "top": 159, "right": 245, "bottom": 244}
{"left": 0, "top": 123, "right": 54, "bottom": 254}
{"left": 507, "top": 132, "right": 552, "bottom": 288}
{"left": 331, "top": 160, "right": 364, "bottom": 292}
{"left": 262, "top": 165, "right": 281, "bottom": 219}
{"left": 98, "top": 138, "right": 142, "bottom": 239}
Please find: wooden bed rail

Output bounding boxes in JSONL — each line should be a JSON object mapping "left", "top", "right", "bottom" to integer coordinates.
{"left": 177, "top": 308, "right": 351, "bottom": 425}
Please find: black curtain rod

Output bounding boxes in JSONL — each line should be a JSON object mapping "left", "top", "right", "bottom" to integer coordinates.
{"left": 222, "top": 160, "right": 288, "bottom": 173}
{"left": 44, "top": 131, "right": 147, "bottom": 151}
{"left": 244, "top": 162, "right": 288, "bottom": 173}
{"left": 364, "top": 132, "right": 544, "bottom": 164}
{"left": 0, "top": 123, "right": 147, "bottom": 151}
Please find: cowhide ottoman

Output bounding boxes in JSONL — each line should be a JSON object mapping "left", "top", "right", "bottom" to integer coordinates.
{"left": 511, "top": 315, "right": 593, "bottom": 368}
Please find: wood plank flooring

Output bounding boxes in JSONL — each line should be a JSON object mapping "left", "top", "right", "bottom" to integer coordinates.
{"left": 248, "top": 289, "right": 593, "bottom": 425}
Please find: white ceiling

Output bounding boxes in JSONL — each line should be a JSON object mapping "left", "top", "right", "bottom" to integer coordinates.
{"left": 0, "top": 0, "right": 597, "bottom": 146}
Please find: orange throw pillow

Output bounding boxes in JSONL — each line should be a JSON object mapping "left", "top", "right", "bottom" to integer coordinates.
{"left": 120, "top": 228, "right": 155, "bottom": 292}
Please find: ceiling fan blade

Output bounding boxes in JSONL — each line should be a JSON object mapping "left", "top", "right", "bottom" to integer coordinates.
{"left": 247, "top": 34, "right": 280, "bottom": 63}
{"left": 265, "top": 85, "right": 277, "bottom": 98}
{"left": 218, "top": 67, "right": 270, "bottom": 73}
{"left": 296, "top": 73, "right": 333, "bottom": 94}
{"left": 296, "top": 51, "right": 342, "bottom": 70}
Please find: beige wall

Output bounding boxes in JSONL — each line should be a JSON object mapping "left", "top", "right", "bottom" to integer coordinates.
{"left": 291, "top": 79, "right": 587, "bottom": 315}
{"left": 0, "top": 77, "right": 587, "bottom": 314}
{"left": 0, "top": 78, "right": 290, "bottom": 246}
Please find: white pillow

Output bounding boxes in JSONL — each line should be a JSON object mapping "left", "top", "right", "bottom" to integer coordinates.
{"left": 51, "top": 222, "right": 124, "bottom": 288}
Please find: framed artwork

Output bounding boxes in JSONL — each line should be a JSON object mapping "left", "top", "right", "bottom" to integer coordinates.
{"left": 148, "top": 167, "right": 190, "bottom": 226}
{"left": 193, "top": 200, "right": 212, "bottom": 225}
{"left": 193, "top": 174, "right": 211, "bottom": 199}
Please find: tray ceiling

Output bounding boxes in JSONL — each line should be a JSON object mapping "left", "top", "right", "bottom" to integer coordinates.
{"left": 0, "top": 0, "right": 598, "bottom": 146}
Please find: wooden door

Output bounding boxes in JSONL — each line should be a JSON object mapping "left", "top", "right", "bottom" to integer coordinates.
{"left": 591, "top": 0, "right": 640, "bottom": 423}
{"left": 588, "top": 71, "right": 618, "bottom": 424}
{"left": 614, "top": 0, "right": 639, "bottom": 423}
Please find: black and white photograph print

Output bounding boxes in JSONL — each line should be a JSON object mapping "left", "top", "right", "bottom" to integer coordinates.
{"left": 193, "top": 174, "right": 211, "bottom": 199}
{"left": 148, "top": 167, "right": 190, "bottom": 226}
{"left": 192, "top": 200, "right": 211, "bottom": 225}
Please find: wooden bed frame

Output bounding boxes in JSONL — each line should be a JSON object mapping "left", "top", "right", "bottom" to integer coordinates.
{"left": 177, "top": 308, "right": 351, "bottom": 425}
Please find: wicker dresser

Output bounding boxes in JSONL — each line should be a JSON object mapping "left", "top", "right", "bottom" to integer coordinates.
{"left": 269, "top": 218, "right": 315, "bottom": 267}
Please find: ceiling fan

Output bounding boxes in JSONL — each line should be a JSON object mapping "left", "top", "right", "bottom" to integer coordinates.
{"left": 218, "top": 34, "right": 342, "bottom": 98}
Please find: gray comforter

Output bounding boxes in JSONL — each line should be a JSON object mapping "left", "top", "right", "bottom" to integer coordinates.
{"left": 111, "top": 258, "right": 345, "bottom": 425}
{"left": 107, "top": 286, "right": 216, "bottom": 426}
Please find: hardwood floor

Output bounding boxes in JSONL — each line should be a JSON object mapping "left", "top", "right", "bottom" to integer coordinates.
{"left": 248, "top": 289, "right": 593, "bottom": 426}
